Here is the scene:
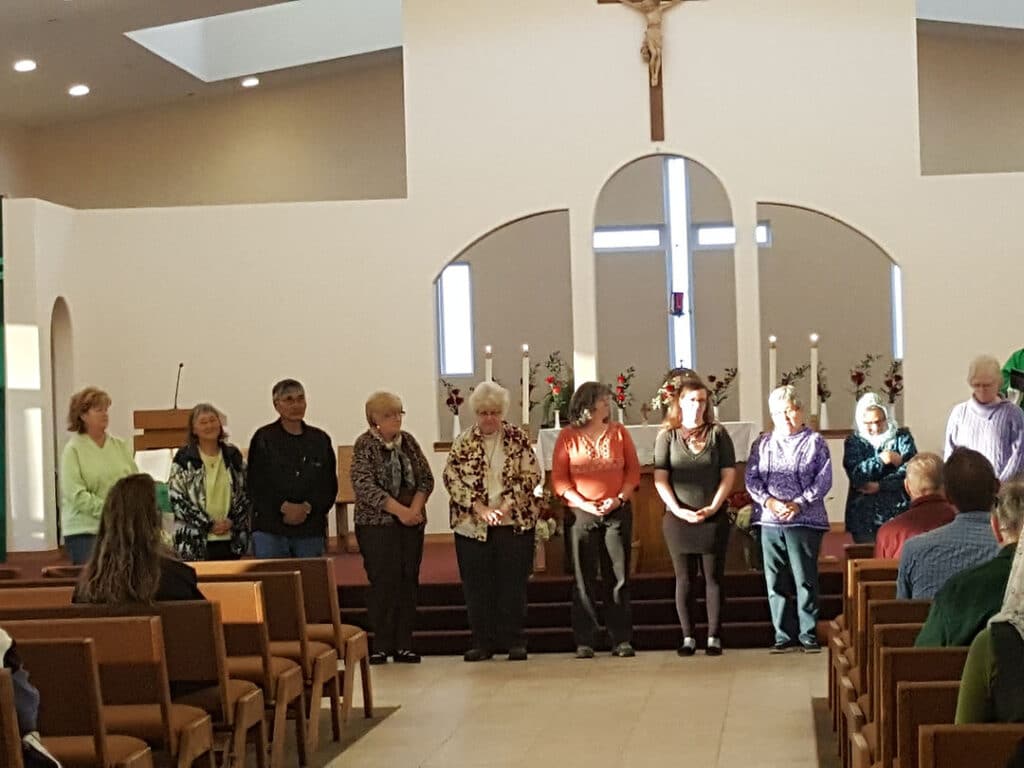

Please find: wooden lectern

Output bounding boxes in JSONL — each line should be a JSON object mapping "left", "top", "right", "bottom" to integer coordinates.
{"left": 133, "top": 409, "right": 191, "bottom": 452}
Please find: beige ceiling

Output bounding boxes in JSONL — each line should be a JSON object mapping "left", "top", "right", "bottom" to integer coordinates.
{"left": 0, "top": 0, "right": 388, "bottom": 126}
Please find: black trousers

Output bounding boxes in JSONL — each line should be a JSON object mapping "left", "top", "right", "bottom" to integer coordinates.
{"left": 204, "top": 540, "right": 240, "bottom": 561}
{"left": 455, "top": 527, "right": 536, "bottom": 651}
{"left": 570, "top": 504, "right": 633, "bottom": 647}
{"left": 356, "top": 523, "right": 425, "bottom": 654}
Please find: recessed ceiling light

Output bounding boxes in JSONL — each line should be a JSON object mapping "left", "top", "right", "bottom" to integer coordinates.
{"left": 13, "top": 60, "right": 37, "bottom": 73}
{"left": 240, "top": 76, "right": 260, "bottom": 88}
{"left": 68, "top": 84, "right": 90, "bottom": 97}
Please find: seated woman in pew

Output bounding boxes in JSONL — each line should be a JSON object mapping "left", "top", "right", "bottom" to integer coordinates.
{"left": 1, "top": 627, "right": 62, "bottom": 768}
{"left": 74, "top": 474, "right": 204, "bottom": 604}
{"left": 956, "top": 509, "right": 1024, "bottom": 725}
{"left": 843, "top": 393, "right": 916, "bottom": 544}
{"left": 168, "top": 403, "right": 251, "bottom": 561}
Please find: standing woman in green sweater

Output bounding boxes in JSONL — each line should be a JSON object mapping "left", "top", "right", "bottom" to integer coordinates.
{"left": 59, "top": 387, "right": 139, "bottom": 564}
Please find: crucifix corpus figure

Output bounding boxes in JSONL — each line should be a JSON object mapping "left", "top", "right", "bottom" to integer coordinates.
{"left": 618, "top": 0, "right": 688, "bottom": 87}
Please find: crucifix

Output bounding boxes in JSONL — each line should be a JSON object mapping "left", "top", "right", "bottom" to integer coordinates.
{"left": 599, "top": 0, "right": 694, "bottom": 142}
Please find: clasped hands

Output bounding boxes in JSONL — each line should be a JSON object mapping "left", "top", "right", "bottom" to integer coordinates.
{"left": 473, "top": 501, "right": 512, "bottom": 526}
{"left": 671, "top": 505, "right": 716, "bottom": 524}
{"left": 280, "top": 501, "right": 312, "bottom": 526}
{"left": 765, "top": 497, "right": 801, "bottom": 521}
{"left": 579, "top": 496, "right": 624, "bottom": 517}
{"left": 396, "top": 500, "right": 426, "bottom": 527}
{"left": 210, "top": 519, "right": 233, "bottom": 536}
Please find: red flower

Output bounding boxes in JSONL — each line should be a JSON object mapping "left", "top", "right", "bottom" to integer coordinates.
{"left": 552, "top": 386, "right": 562, "bottom": 395}
{"left": 616, "top": 386, "right": 625, "bottom": 394}
{"left": 851, "top": 371, "right": 865, "bottom": 386}
{"left": 617, "top": 375, "right": 626, "bottom": 384}
{"left": 707, "top": 375, "right": 717, "bottom": 383}
{"left": 665, "top": 384, "right": 675, "bottom": 393}
{"left": 545, "top": 376, "right": 555, "bottom": 385}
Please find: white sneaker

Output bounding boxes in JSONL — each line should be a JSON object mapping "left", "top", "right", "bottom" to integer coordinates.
{"left": 22, "top": 732, "right": 62, "bottom": 768}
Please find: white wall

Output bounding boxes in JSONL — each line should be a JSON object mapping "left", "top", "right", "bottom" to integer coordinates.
{"left": 7, "top": 0, "right": 1024, "bottom": 542}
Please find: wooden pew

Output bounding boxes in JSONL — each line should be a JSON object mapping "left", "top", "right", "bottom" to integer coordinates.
{"left": 41, "top": 565, "right": 83, "bottom": 579}
{"left": 859, "top": 601, "right": 933, "bottom": 722}
{"left": 919, "top": 724, "right": 1024, "bottom": 768}
{"left": 199, "top": 580, "right": 307, "bottom": 768}
{"left": 895, "top": 681, "right": 960, "bottom": 768}
{"left": 848, "top": 623, "right": 925, "bottom": 768}
{"left": 14, "top": 639, "right": 155, "bottom": 768}
{"left": 197, "top": 571, "right": 340, "bottom": 753}
{"left": 3, "top": 617, "right": 214, "bottom": 768}
{"left": 0, "top": 587, "right": 74, "bottom": 609}
{"left": 0, "top": 669, "right": 20, "bottom": 768}
{"left": 838, "top": 579, "right": 899, "bottom": 764}
{"left": 0, "top": 602, "right": 266, "bottom": 768}
{"left": 852, "top": 646, "right": 970, "bottom": 768}
{"left": 192, "top": 558, "right": 373, "bottom": 722}
{"left": 831, "top": 558, "right": 899, "bottom": 730}
{"left": 0, "top": 566, "right": 22, "bottom": 580}
{"left": 0, "top": 578, "right": 79, "bottom": 590}
{"left": 334, "top": 445, "right": 358, "bottom": 554}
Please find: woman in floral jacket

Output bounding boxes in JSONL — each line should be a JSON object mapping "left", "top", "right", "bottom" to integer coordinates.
{"left": 444, "top": 381, "right": 542, "bottom": 662}
{"left": 168, "top": 403, "right": 250, "bottom": 561}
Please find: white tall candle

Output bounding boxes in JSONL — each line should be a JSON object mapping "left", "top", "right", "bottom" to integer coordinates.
{"left": 768, "top": 335, "right": 778, "bottom": 389}
{"left": 484, "top": 345, "right": 493, "bottom": 382}
{"left": 809, "top": 333, "right": 820, "bottom": 417}
{"left": 521, "top": 344, "right": 530, "bottom": 426}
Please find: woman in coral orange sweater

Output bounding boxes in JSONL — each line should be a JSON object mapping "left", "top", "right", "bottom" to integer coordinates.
{"left": 552, "top": 382, "right": 641, "bottom": 658}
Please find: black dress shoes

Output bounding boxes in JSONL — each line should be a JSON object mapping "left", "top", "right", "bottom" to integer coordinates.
{"left": 463, "top": 648, "right": 494, "bottom": 662}
{"left": 393, "top": 649, "right": 421, "bottom": 663}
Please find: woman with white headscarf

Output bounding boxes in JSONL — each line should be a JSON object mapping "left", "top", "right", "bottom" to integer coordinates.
{"left": 956, "top": 478, "right": 1024, "bottom": 724}
{"left": 842, "top": 393, "right": 917, "bottom": 544}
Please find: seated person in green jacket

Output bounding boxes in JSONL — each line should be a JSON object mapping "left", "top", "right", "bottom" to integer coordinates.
{"left": 917, "top": 478, "right": 1023, "bottom": 647}
{"left": 1003, "top": 347, "right": 1024, "bottom": 407}
{"left": 956, "top": 505, "right": 1024, "bottom": 724}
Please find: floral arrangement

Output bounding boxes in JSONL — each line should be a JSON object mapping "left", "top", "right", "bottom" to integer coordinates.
{"left": 817, "top": 363, "right": 832, "bottom": 403}
{"left": 779, "top": 363, "right": 810, "bottom": 386}
{"left": 849, "top": 353, "right": 881, "bottom": 399}
{"left": 534, "top": 487, "right": 563, "bottom": 542}
{"left": 707, "top": 367, "right": 738, "bottom": 407}
{"left": 611, "top": 366, "right": 636, "bottom": 409}
{"left": 541, "top": 351, "right": 573, "bottom": 425}
{"left": 882, "top": 359, "right": 904, "bottom": 404}
{"left": 440, "top": 379, "right": 464, "bottom": 415}
{"left": 650, "top": 367, "right": 695, "bottom": 409}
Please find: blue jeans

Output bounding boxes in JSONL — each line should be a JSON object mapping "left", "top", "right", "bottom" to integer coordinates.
{"left": 252, "top": 532, "right": 325, "bottom": 559}
{"left": 64, "top": 534, "right": 96, "bottom": 565}
{"left": 761, "top": 526, "right": 824, "bottom": 646}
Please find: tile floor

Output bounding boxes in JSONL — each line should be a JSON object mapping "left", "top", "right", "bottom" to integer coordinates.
{"left": 326, "top": 649, "right": 828, "bottom": 768}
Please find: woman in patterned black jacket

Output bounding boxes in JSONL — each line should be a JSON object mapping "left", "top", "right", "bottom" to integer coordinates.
{"left": 168, "top": 403, "right": 251, "bottom": 561}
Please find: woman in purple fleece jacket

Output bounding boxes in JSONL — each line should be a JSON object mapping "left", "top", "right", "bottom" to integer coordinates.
{"left": 746, "top": 385, "right": 832, "bottom": 653}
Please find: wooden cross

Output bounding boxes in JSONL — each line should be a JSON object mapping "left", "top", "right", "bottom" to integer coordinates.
{"left": 599, "top": 0, "right": 694, "bottom": 142}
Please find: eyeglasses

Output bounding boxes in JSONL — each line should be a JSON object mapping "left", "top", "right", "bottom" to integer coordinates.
{"left": 382, "top": 411, "right": 406, "bottom": 419}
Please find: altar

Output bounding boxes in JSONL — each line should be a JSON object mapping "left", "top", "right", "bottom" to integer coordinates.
{"left": 535, "top": 422, "right": 760, "bottom": 574}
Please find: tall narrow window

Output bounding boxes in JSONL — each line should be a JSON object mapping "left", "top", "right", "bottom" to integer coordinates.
{"left": 437, "top": 263, "right": 474, "bottom": 376}
{"left": 891, "top": 264, "right": 904, "bottom": 360}
{"left": 666, "top": 157, "right": 693, "bottom": 368}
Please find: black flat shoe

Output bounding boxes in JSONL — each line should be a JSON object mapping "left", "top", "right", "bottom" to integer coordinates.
{"left": 368, "top": 651, "right": 388, "bottom": 665}
{"left": 677, "top": 641, "right": 696, "bottom": 657}
{"left": 393, "top": 649, "right": 421, "bottom": 663}
{"left": 463, "top": 648, "right": 493, "bottom": 662}
{"left": 507, "top": 646, "right": 528, "bottom": 661}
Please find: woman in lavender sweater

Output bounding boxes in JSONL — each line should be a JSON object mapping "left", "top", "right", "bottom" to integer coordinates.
{"left": 746, "top": 385, "right": 832, "bottom": 653}
{"left": 945, "top": 355, "right": 1024, "bottom": 482}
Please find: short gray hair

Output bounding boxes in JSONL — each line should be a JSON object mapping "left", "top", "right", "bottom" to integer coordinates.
{"left": 768, "top": 385, "right": 801, "bottom": 414}
{"left": 468, "top": 381, "right": 509, "bottom": 417}
{"left": 967, "top": 355, "right": 1002, "bottom": 385}
{"left": 994, "top": 478, "right": 1024, "bottom": 536}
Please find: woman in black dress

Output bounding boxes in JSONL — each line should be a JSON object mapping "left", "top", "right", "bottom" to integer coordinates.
{"left": 654, "top": 372, "right": 737, "bottom": 656}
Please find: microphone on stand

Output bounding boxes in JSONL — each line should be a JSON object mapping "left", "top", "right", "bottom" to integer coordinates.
{"left": 173, "top": 363, "right": 184, "bottom": 409}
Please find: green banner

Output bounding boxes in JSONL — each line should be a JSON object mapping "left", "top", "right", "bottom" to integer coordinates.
{"left": 0, "top": 198, "right": 6, "bottom": 561}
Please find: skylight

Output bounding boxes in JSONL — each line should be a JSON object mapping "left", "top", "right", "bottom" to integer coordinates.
{"left": 125, "top": 0, "right": 402, "bottom": 83}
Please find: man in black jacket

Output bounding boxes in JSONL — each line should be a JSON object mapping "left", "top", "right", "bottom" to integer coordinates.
{"left": 247, "top": 379, "right": 338, "bottom": 558}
